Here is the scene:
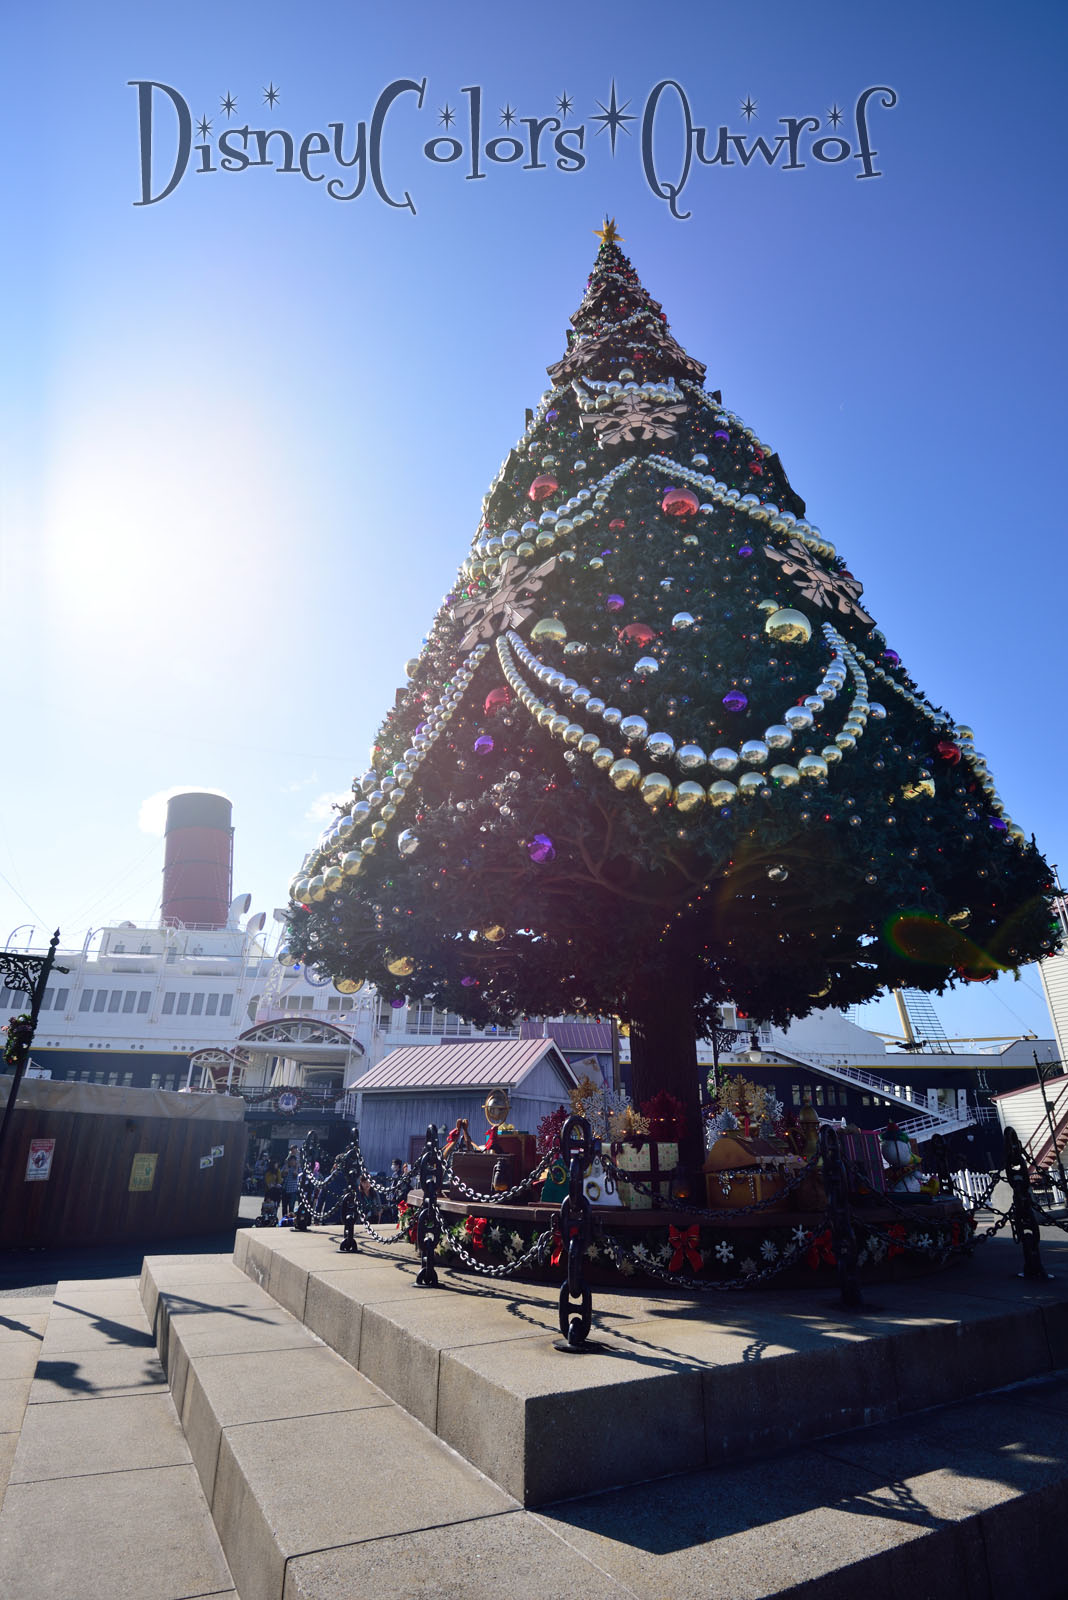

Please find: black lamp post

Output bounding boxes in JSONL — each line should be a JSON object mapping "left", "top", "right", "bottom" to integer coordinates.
{"left": 0, "top": 930, "right": 66, "bottom": 1173}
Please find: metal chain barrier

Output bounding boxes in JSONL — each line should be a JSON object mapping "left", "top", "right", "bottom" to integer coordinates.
{"left": 595, "top": 1223, "right": 815, "bottom": 1292}
{"left": 556, "top": 1115, "right": 595, "bottom": 1349}
{"left": 446, "top": 1228, "right": 555, "bottom": 1278}
{"left": 444, "top": 1168, "right": 542, "bottom": 1205}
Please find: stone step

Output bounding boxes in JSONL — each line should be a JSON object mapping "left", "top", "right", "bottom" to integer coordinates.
{"left": 140, "top": 1245, "right": 1068, "bottom": 1600}
{"left": 0, "top": 1271, "right": 236, "bottom": 1600}
{"left": 229, "top": 1222, "right": 1068, "bottom": 1507}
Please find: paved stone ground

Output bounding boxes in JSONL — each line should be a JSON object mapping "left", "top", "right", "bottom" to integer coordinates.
{"left": 3, "top": 1201, "right": 1068, "bottom": 1598}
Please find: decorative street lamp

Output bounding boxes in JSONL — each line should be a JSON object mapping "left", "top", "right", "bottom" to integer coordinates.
{"left": 0, "top": 930, "right": 67, "bottom": 1172}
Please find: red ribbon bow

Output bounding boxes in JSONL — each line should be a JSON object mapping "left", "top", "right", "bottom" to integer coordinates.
{"left": 805, "top": 1228, "right": 837, "bottom": 1270}
{"left": 887, "top": 1224, "right": 906, "bottom": 1259}
{"left": 668, "top": 1223, "right": 702, "bottom": 1273}
{"left": 464, "top": 1215, "right": 488, "bottom": 1250}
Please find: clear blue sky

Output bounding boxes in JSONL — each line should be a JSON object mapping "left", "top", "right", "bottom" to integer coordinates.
{"left": 2, "top": 1, "right": 1065, "bottom": 1044}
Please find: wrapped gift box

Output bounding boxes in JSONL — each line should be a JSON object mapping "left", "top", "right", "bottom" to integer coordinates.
{"left": 612, "top": 1139, "right": 680, "bottom": 1209}
{"left": 839, "top": 1129, "right": 886, "bottom": 1196}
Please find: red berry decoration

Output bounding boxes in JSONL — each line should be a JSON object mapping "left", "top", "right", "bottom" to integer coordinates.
{"left": 662, "top": 487, "right": 699, "bottom": 517}
{"left": 529, "top": 475, "right": 558, "bottom": 502}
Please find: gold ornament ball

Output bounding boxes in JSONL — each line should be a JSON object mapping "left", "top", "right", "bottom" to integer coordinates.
{"left": 405, "top": 658, "right": 420, "bottom": 678}
{"left": 323, "top": 865, "right": 344, "bottom": 892}
{"left": 948, "top": 908, "right": 971, "bottom": 928}
{"left": 640, "top": 772, "right": 673, "bottom": 807}
{"left": 530, "top": 617, "right": 567, "bottom": 645}
{"left": 483, "top": 925, "right": 506, "bottom": 942}
{"left": 707, "top": 780, "right": 738, "bottom": 808}
{"left": 673, "top": 780, "right": 706, "bottom": 813}
{"left": 516, "top": 541, "right": 535, "bottom": 558}
{"left": 902, "top": 773, "right": 936, "bottom": 800}
{"left": 578, "top": 732, "right": 601, "bottom": 756}
{"left": 277, "top": 947, "right": 298, "bottom": 967}
{"left": 306, "top": 875, "right": 327, "bottom": 902}
{"left": 292, "top": 877, "right": 311, "bottom": 902}
{"left": 770, "top": 764, "right": 801, "bottom": 787}
{"left": 386, "top": 955, "right": 415, "bottom": 978}
{"left": 834, "top": 731, "right": 857, "bottom": 752}
{"left": 592, "top": 746, "right": 616, "bottom": 771}
{"left": 756, "top": 599, "right": 779, "bottom": 613}
{"left": 738, "top": 772, "right": 765, "bottom": 797}
{"left": 764, "top": 607, "right": 812, "bottom": 645}
{"left": 371, "top": 820, "right": 387, "bottom": 839}
{"left": 608, "top": 758, "right": 642, "bottom": 791}
{"left": 334, "top": 976, "right": 364, "bottom": 994}
{"left": 360, "top": 836, "right": 377, "bottom": 854}
{"left": 821, "top": 745, "right": 843, "bottom": 765}
{"left": 797, "top": 753, "right": 829, "bottom": 782}
{"left": 549, "top": 714, "right": 570, "bottom": 736}
{"left": 563, "top": 723, "right": 585, "bottom": 746}
{"left": 341, "top": 851, "right": 364, "bottom": 877}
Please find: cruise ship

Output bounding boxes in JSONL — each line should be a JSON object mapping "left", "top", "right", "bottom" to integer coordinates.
{"left": 4, "top": 790, "right": 1058, "bottom": 1164}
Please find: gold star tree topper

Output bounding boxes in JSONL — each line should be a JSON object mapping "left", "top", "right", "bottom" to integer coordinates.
{"left": 594, "top": 217, "right": 624, "bottom": 246}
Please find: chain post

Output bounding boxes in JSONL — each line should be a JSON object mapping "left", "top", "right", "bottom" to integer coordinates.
{"left": 293, "top": 1130, "right": 319, "bottom": 1231}
{"left": 338, "top": 1127, "right": 361, "bottom": 1254}
{"left": 819, "top": 1125, "right": 862, "bottom": 1309}
{"left": 413, "top": 1124, "right": 444, "bottom": 1288}
{"left": 1004, "top": 1125, "right": 1052, "bottom": 1280}
{"left": 556, "top": 1114, "right": 595, "bottom": 1349}
{"left": 927, "top": 1133, "right": 952, "bottom": 1198}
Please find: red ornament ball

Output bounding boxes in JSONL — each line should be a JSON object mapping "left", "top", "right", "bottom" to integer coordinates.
{"left": 936, "top": 741, "right": 962, "bottom": 764}
{"left": 609, "top": 519, "right": 626, "bottom": 531}
{"left": 484, "top": 687, "right": 512, "bottom": 714}
{"left": 662, "top": 488, "right": 699, "bottom": 517}
{"left": 529, "top": 475, "right": 558, "bottom": 502}
{"left": 619, "top": 622, "right": 656, "bottom": 646}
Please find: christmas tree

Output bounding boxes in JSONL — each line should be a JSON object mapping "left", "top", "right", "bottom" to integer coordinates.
{"left": 285, "top": 222, "right": 1058, "bottom": 1168}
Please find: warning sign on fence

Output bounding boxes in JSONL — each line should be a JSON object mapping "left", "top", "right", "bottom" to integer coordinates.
{"left": 25, "top": 1139, "right": 55, "bottom": 1182}
{"left": 129, "top": 1153, "right": 158, "bottom": 1192}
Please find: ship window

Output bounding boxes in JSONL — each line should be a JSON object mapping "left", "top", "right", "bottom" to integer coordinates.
{"left": 205, "top": 994, "right": 218, "bottom": 1016}
{"left": 38, "top": 991, "right": 51, "bottom": 1011}
{"left": 137, "top": 992, "right": 150, "bottom": 1014}
{"left": 94, "top": 990, "right": 108, "bottom": 1012}
{"left": 164, "top": 1074, "right": 177, "bottom": 1090}
{"left": 122, "top": 1073, "right": 133, "bottom": 1086}
{"left": 93, "top": 1071, "right": 106, "bottom": 1083}
{"left": 79, "top": 990, "right": 94, "bottom": 1012}
{"left": 815, "top": 1085, "right": 825, "bottom": 1107}
{"left": 176, "top": 994, "right": 190, "bottom": 1015}
{"left": 220, "top": 995, "right": 233, "bottom": 1017}
{"left": 791, "top": 1084, "right": 801, "bottom": 1106}
{"left": 150, "top": 1074, "right": 161, "bottom": 1088}
{"left": 162, "top": 993, "right": 175, "bottom": 1015}
{"left": 107, "top": 1071, "right": 119, "bottom": 1085}
{"left": 108, "top": 991, "right": 122, "bottom": 1013}
{"left": 54, "top": 988, "right": 69, "bottom": 1009}
{"left": 140, "top": 944, "right": 152, "bottom": 955}
{"left": 191, "top": 993, "right": 204, "bottom": 1015}
{"left": 123, "top": 991, "right": 136, "bottom": 1013}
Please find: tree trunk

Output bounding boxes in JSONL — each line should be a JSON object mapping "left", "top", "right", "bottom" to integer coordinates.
{"left": 623, "top": 958, "right": 705, "bottom": 1178}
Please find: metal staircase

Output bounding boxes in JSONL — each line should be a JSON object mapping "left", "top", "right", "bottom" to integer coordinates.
{"left": 764, "top": 1050, "right": 980, "bottom": 1141}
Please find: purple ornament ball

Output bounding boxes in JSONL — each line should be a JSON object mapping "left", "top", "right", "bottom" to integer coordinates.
{"left": 473, "top": 735, "right": 494, "bottom": 754}
{"left": 527, "top": 833, "right": 556, "bottom": 863}
{"left": 722, "top": 690, "right": 748, "bottom": 714}
{"left": 605, "top": 594, "right": 625, "bottom": 612}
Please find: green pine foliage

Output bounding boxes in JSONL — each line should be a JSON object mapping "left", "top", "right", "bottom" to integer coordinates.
{"left": 286, "top": 233, "right": 1058, "bottom": 1070}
